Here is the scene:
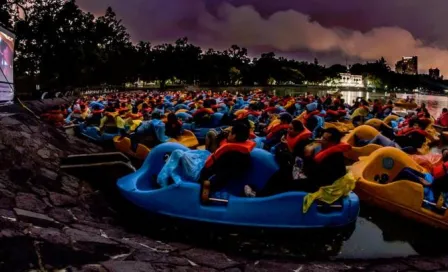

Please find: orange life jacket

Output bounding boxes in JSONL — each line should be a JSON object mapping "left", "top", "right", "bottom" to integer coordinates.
{"left": 205, "top": 140, "right": 256, "bottom": 168}
{"left": 286, "top": 129, "right": 312, "bottom": 152}
{"left": 266, "top": 123, "right": 290, "bottom": 140}
{"left": 249, "top": 132, "right": 257, "bottom": 139}
{"left": 126, "top": 112, "right": 143, "bottom": 120}
{"left": 304, "top": 110, "right": 320, "bottom": 121}
{"left": 314, "top": 143, "right": 351, "bottom": 164}
{"left": 433, "top": 161, "right": 448, "bottom": 179}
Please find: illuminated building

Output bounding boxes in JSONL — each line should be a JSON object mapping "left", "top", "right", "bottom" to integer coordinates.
{"left": 337, "top": 73, "right": 364, "bottom": 87}
{"left": 395, "top": 56, "right": 418, "bottom": 75}
{"left": 429, "top": 68, "right": 442, "bottom": 80}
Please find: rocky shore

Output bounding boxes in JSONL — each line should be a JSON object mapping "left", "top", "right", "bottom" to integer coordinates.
{"left": 0, "top": 100, "right": 447, "bottom": 271}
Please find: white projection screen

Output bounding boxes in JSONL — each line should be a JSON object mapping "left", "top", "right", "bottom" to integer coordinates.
{"left": 0, "top": 25, "right": 14, "bottom": 103}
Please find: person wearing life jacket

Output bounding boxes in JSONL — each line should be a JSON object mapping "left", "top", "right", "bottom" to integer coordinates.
{"left": 280, "top": 120, "right": 313, "bottom": 159}
{"left": 132, "top": 111, "right": 169, "bottom": 149}
{"left": 41, "top": 105, "right": 65, "bottom": 127}
{"left": 99, "top": 106, "right": 125, "bottom": 134}
{"left": 379, "top": 100, "right": 393, "bottom": 118}
{"left": 192, "top": 103, "right": 214, "bottom": 126}
{"left": 437, "top": 108, "right": 448, "bottom": 127}
{"left": 85, "top": 104, "right": 104, "bottom": 127}
{"left": 123, "top": 107, "right": 143, "bottom": 132}
{"left": 296, "top": 127, "right": 351, "bottom": 192}
{"left": 351, "top": 100, "right": 370, "bottom": 125}
{"left": 200, "top": 119, "right": 255, "bottom": 194}
{"left": 165, "top": 112, "right": 183, "bottom": 139}
{"left": 263, "top": 112, "right": 293, "bottom": 151}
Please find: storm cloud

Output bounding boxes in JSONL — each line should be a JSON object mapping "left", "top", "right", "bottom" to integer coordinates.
{"left": 77, "top": 0, "right": 448, "bottom": 75}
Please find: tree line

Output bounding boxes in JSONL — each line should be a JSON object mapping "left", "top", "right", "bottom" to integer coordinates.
{"left": 2, "top": 0, "right": 446, "bottom": 93}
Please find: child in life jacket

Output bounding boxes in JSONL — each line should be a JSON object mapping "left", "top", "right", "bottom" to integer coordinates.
{"left": 165, "top": 112, "right": 183, "bottom": 139}
{"left": 200, "top": 119, "right": 255, "bottom": 194}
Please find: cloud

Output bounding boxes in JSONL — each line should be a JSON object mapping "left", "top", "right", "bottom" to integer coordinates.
{"left": 77, "top": 0, "right": 448, "bottom": 75}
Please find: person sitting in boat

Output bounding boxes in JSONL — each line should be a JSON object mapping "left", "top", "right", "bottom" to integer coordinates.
{"left": 192, "top": 103, "right": 214, "bottom": 126}
{"left": 132, "top": 111, "right": 169, "bottom": 149}
{"left": 165, "top": 112, "right": 183, "bottom": 139}
{"left": 325, "top": 104, "right": 347, "bottom": 122}
{"left": 356, "top": 118, "right": 433, "bottom": 152}
{"left": 140, "top": 103, "right": 152, "bottom": 120}
{"left": 281, "top": 119, "right": 313, "bottom": 159}
{"left": 99, "top": 106, "right": 125, "bottom": 134}
{"left": 123, "top": 107, "right": 143, "bottom": 132}
{"left": 416, "top": 103, "right": 426, "bottom": 114}
{"left": 263, "top": 112, "right": 293, "bottom": 151}
{"left": 85, "top": 104, "right": 103, "bottom": 127}
{"left": 437, "top": 108, "right": 448, "bottom": 127}
{"left": 41, "top": 105, "right": 65, "bottom": 127}
{"left": 200, "top": 119, "right": 255, "bottom": 194}
{"left": 351, "top": 100, "right": 370, "bottom": 125}
{"left": 297, "top": 127, "right": 351, "bottom": 193}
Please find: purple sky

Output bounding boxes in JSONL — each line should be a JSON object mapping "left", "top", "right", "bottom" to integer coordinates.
{"left": 77, "top": 0, "right": 448, "bottom": 75}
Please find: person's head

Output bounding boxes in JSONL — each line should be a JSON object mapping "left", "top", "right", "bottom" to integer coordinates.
{"left": 442, "top": 149, "right": 448, "bottom": 162}
{"left": 167, "top": 112, "right": 177, "bottom": 123}
{"left": 80, "top": 104, "right": 86, "bottom": 111}
{"left": 279, "top": 112, "right": 293, "bottom": 124}
{"left": 443, "top": 108, "right": 448, "bottom": 114}
{"left": 288, "top": 120, "right": 305, "bottom": 137}
{"left": 421, "top": 103, "right": 426, "bottom": 108}
{"left": 151, "top": 111, "right": 162, "bottom": 120}
{"left": 228, "top": 119, "right": 250, "bottom": 143}
{"left": 132, "top": 107, "right": 138, "bottom": 114}
{"left": 321, "top": 127, "right": 343, "bottom": 149}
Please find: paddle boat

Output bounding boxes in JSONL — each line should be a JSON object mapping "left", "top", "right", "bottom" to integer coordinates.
{"left": 394, "top": 99, "right": 418, "bottom": 110}
{"left": 117, "top": 142, "right": 360, "bottom": 229}
{"left": 343, "top": 125, "right": 383, "bottom": 161}
{"left": 324, "top": 120, "right": 354, "bottom": 134}
{"left": 181, "top": 112, "right": 229, "bottom": 143}
{"left": 77, "top": 123, "right": 121, "bottom": 142}
{"left": 113, "top": 130, "right": 199, "bottom": 160}
{"left": 351, "top": 147, "right": 448, "bottom": 229}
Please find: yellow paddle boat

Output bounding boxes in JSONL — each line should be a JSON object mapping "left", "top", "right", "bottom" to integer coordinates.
{"left": 351, "top": 147, "right": 448, "bottom": 229}
{"left": 365, "top": 118, "right": 392, "bottom": 130}
{"left": 383, "top": 115, "right": 400, "bottom": 127}
{"left": 343, "top": 125, "right": 382, "bottom": 161}
{"left": 324, "top": 120, "right": 354, "bottom": 133}
{"left": 113, "top": 130, "right": 199, "bottom": 160}
{"left": 394, "top": 99, "right": 418, "bottom": 110}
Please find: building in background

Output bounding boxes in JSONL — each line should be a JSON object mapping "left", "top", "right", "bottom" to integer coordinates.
{"left": 323, "top": 73, "right": 364, "bottom": 87}
{"left": 429, "top": 68, "right": 442, "bottom": 80}
{"left": 395, "top": 56, "right": 418, "bottom": 75}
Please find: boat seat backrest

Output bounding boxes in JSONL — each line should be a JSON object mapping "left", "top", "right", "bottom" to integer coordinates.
{"left": 225, "top": 148, "right": 280, "bottom": 195}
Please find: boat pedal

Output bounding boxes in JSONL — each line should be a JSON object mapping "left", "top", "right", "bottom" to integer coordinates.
{"left": 422, "top": 200, "right": 447, "bottom": 215}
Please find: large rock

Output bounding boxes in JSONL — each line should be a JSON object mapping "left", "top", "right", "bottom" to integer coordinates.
{"left": 14, "top": 208, "right": 61, "bottom": 228}
{"left": 49, "top": 192, "right": 77, "bottom": 206}
{"left": 28, "top": 227, "right": 70, "bottom": 245}
{"left": 15, "top": 193, "right": 47, "bottom": 213}
{"left": 102, "top": 261, "right": 154, "bottom": 272}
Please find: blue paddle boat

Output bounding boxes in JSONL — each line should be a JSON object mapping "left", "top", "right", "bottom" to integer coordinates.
{"left": 181, "top": 112, "right": 229, "bottom": 142}
{"left": 78, "top": 123, "right": 121, "bottom": 142}
{"left": 117, "top": 142, "right": 360, "bottom": 229}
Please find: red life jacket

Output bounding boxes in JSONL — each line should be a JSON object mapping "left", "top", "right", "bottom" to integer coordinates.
{"left": 193, "top": 108, "right": 214, "bottom": 117}
{"left": 249, "top": 132, "right": 257, "bottom": 139}
{"left": 439, "top": 113, "right": 448, "bottom": 127}
{"left": 286, "top": 129, "right": 312, "bottom": 152}
{"left": 382, "top": 105, "right": 392, "bottom": 111}
{"left": 205, "top": 140, "right": 256, "bottom": 168}
{"left": 265, "top": 107, "right": 277, "bottom": 113}
{"left": 266, "top": 123, "right": 290, "bottom": 140}
{"left": 432, "top": 161, "right": 448, "bottom": 179}
{"left": 314, "top": 143, "right": 351, "bottom": 164}
{"left": 397, "top": 127, "right": 428, "bottom": 137}
{"left": 304, "top": 110, "right": 320, "bottom": 120}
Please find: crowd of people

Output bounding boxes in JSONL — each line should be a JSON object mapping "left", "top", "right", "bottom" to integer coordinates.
{"left": 39, "top": 89, "right": 448, "bottom": 200}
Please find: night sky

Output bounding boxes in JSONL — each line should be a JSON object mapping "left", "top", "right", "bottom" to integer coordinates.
{"left": 77, "top": 0, "right": 448, "bottom": 75}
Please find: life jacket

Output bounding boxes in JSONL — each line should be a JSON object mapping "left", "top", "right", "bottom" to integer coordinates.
{"left": 314, "top": 143, "right": 351, "bottom": 164}
{"left": 286, "top": 129, "right": 312, "bottom": 152}
{"left": 126, "top": 112, "right": 143, "bottom": 120}
{"left": 92, "top": 109, "right": 104, "bottom": 115}
{"left": 265, "top": 107, "right": 278, "bottom": 113}
{"left": 438, "top": 113, "right": 448, "bottom": 127}
{"left": 249, "top": 132, "right": 257, "bottom": 139}
{"left": 205, "top": 140, "right": 256, "bottom": 168}
{"left": 304, "top": 110, "right": 320, "bottom": 121}
{"left": 432, "top": 161, "right": 448, "bottom": 179}
{"left": 104, "top": 111, "right": 119, "bottom": 128}
{"left": 266, "top": 123, "right": 290, "bottom": 140}
{"left": 397, "top": 127, "right": 428, "bottom": 137}
{"left": 192, "top": 108, "right": 214, "bottom": 117}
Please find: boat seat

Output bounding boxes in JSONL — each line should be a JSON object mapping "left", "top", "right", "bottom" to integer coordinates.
{"left": 223, "top": 148, "right": 280, "bottom": 196}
